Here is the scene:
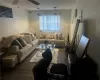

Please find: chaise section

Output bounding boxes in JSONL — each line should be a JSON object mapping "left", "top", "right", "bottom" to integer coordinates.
{"left": 2, "top": 55, "right": 18, "bottom": 68}
{"left": 1, "top": 33, "right": 39, "bottom": 68}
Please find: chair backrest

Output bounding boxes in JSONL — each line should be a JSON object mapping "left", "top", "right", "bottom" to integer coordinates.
{"left": 33, "top": 58, "right": 51, "bottom": 80}
{"left": 42, "top": 48, "right": 52, "bottom": 61}
{"left": 33, "top": 48, "right": 52, "bottom": 80}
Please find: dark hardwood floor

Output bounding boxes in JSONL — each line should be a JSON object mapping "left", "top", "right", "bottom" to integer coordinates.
{"left": 1, "top": 48, "right": 67, "bottom": 80}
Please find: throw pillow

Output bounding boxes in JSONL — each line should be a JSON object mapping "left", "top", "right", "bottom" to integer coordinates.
{"left": 11, "top": 39, "right": 23, "bottom": 49}
{"left": 54, "top": 33, "right": 57, "bottom": 39}
{"left": 56, "top": 33, "right": 59, "bottom": 40}
{"left": 23, "top": 35, "right": 32, "bottom": 43}
{"left": 58, "top": 33, "right": 60, "bottom": 39}
{"left": 52, "top": 34, "right": 55, "bottom": 39}
{"left": 40, "top": 33, "right": 46, "bottom": 39}
{"left": 31, "top": 34, "right": 36, "bottom": 41}
{"left": 61, "top": 34, "right": 64, "bottom": 40}
{"left": 43, "top": 34, "right": 46, "bottom": 39}
{"left": 17, "top": 38, "right": 27, "bottom": 47}
{"left": 59, "top": 33, "right": 62, "bottom": 40}
{"left": 57, "top": 33, "right": 64, "bottom": 40}
{"left": 39, "top": 34, "right": 43, "bottom": 39}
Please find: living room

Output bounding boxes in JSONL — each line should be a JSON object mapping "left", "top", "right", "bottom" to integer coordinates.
{"left": 0, "top": 0, "right": 100, "bottom": 80}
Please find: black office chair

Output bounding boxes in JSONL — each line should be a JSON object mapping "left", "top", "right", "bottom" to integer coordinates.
{"left": 33, "top": 48, "right": 68, "bottom": 80}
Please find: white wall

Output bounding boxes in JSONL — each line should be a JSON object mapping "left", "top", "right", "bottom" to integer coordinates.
{"left": 70, "top": 6, "right": 77, "bottom": 41}
{"left": 28, "top": 9, "right": 71, "bottom": 40}
{"left": 73, "top": 0, "right": 100, "bottom": 77}
{"left": 70, "top": 5, "right": 85, "bottom": 44}
{"left": 0, "top": 3, "right": 29, "bottom": 37}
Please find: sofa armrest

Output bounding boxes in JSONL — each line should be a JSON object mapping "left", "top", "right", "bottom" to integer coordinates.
{"left": 8, "top": 46, "right": 19, "bottom": 55}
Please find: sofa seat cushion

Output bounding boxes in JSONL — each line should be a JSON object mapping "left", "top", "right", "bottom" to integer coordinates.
{"left": 31, "top": 39, "right": 39, "bottom": 46}
{"left": 27, "top": 44, "right": 32, "bottom": 49}
{"left": 39, "top": 39, "right": 47, "bottom": 40}
{"left": 39, "top": 39, "right": 64, "bottom": 43}
{"left": 50, "top": 39, "right": 64, "bottom": 43}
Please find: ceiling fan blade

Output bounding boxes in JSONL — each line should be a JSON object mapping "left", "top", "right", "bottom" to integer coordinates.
{"left": 28, "top": 0, "right": 40, "bottom": 5}
{"left": 12, "top": 0, "right": 19, "bottom": 5}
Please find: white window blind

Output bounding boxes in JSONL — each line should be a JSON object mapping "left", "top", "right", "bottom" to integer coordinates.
{"left": 39, "top": 15, "right": 60, "bottom": 32}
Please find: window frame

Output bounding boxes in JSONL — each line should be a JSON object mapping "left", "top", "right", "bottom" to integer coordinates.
{"left": 39, "top": 15, "right": 61, "bottom": 32}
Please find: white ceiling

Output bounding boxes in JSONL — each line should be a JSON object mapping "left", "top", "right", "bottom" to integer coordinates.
{"left": 1, "top": 0, "right": 76, "bottom": 10}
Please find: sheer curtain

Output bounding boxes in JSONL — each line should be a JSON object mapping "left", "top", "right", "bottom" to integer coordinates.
{"left": 39, "top": 15, "right": 60, "bottom": 32}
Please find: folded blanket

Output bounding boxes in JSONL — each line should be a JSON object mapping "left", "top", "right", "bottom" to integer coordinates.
{"left": 1, "top": 35, "right": 18, "bottom": 48}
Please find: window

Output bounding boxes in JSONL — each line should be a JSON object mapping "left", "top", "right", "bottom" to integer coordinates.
{"left": 39, "top": 15, "right": 60, "bottom": 32}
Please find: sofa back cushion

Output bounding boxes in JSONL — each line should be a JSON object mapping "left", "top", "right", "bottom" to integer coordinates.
{"left": 23, "top": 35, "right": 32, "bottom": 43}
{"left": 17, "top": 38, "right": 27, "bottom": 47}
{"left": 56, "top": 33, "right": 64, "bottom": 40}
{"left": 20, "top": 33, "right": 37, "bottom": 41}
{"left": 46, "top": 33, "right": 55, "bottom": 39}
{"left": 11, "top": 40, "right": 23, "bottom": 49}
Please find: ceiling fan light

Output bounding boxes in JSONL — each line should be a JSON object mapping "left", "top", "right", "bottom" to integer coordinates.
{"left": 37, "top": 13, "right": 40, "bottom": 16}
{"left": 54, "top": 13, "right": 57, "bottom": 15}
{"left": 37, "top": 8, "right": 40, "bottom": 16}
{"left": 28, "top": 0, "right": 40, "bottom": 5}
{"left": 12, "top": 0, "right": 19, "bottom": 5}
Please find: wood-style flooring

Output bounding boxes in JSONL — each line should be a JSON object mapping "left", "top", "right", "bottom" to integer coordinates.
{"left": 1, "top": 48, "right": 67, "bottom": 80}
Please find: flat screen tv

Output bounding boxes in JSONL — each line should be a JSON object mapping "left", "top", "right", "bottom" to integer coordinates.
{"left": 0, "top": 6, "right": 13, "bottom": 18}
{"left": 76, "top": 35, "right": 90, "bottom": 58}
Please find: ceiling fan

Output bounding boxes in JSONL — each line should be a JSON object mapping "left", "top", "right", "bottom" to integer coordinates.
{"left": 12, "top": 0, "right": 40, "bottom": 5}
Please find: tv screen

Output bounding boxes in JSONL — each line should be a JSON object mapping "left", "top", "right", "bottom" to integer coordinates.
{"left": 76, "top": 35, "right": 90, "bottom": 58}
{"left": 0, "top": 6, "right": 13, "bottom": 18}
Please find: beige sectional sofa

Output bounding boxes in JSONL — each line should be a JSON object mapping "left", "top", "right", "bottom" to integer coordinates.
{"left": 17, "top": 40, "right": 39, "bottom": 62}
{"left": 39, "top": 32, "right": 65, "bottom": 47}
{"left": 39, "top": 39, "right": 65, "bottom": 47}
{"left": 17, "top": 34, "right": 39, "bottom": 62}
{"left": 1, "top": 33, "right": 39, "bottom": 68}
